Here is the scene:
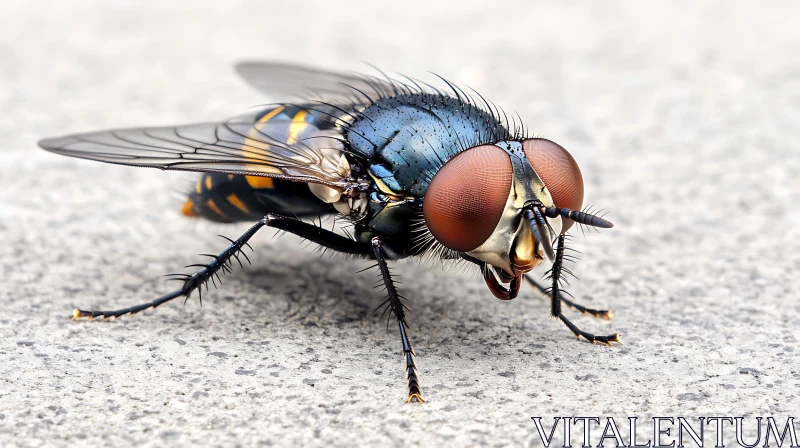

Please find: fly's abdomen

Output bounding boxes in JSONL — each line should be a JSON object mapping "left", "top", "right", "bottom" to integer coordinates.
{"left": 182, "top": 173, "right": 333, "bottom": 222}
{"left": 181, "top": 104, "right": 337, "bottom": 222}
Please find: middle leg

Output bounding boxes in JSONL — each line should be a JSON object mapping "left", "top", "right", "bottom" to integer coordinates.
{"left": 371, "top": 237, "right": 424, "bottom": 403}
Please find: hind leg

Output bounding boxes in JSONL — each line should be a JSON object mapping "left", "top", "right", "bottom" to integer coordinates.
{"left": 73, "top": 214, "right": 371, "bottom": 319}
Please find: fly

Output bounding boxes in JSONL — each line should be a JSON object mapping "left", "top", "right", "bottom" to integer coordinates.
{"left": 38, "top": 61, "right": 620, "bottom": 403}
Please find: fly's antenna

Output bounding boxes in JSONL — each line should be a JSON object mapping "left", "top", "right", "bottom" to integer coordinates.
{"left": 523, "top": 200, "right": 613, "bottom": 263}
{"left": 543, "top": 207, "right": 614, "bottom": 229}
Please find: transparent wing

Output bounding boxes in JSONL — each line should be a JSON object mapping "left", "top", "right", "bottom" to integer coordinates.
{"left": 235, "top": 60, "right": 398, "bottom": 103}
{"left": 38, "top": 108, "right": 352, "bottom": 189}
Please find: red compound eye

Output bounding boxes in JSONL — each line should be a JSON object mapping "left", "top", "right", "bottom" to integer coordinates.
{"left": 523, "top": 138, "right": 584, "bottom": 232}
{"left": 424, "top": 145, "right": 512, "bottom": 252}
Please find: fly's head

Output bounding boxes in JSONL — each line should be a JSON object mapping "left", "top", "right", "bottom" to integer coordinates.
{"left": 422, "top": 139, "right": 613, "bottom": 300}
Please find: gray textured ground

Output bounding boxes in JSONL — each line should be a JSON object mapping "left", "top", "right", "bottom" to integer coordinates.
{"left": 2, "top": 1, "right": 800, "bottom": 446}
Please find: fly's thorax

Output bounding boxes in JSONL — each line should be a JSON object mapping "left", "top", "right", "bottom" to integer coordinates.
{"left": 362, "top": 163, "right": 420, "bottom": 237}
{"left": 346, "top": 95, "right": 507, "bottom": 198}
{"left": 308, "top": 126, "right": 420, "bottom": 239}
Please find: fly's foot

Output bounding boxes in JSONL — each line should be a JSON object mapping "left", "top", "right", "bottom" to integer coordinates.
{"left": 559, "top": 313, "right": 622, "bottom": 346}
{"left": 405, "top": 393, "right": 425, "bottom": 403}
{"left": 70, "top": 303, "right": 159, "bottom": 321}
{"left": 579, "top": 307, "right": 613, "bottom": 320}
{"left": 576, "top": 332, "right": 622, "bottom": 346}
{"left": 72, "top": 308, "right": 117, "bottom": 320}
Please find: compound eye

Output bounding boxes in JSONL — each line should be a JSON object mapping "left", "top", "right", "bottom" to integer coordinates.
{"left": 424, "top": 145, "right": 512, "bottom": 252}
{"left": 522, "top": 138, "right": 584, "bottom": 232}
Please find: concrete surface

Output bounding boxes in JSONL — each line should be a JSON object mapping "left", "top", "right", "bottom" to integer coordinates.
{"left": 2, "top": 1, "right": 800, "bottom": 446}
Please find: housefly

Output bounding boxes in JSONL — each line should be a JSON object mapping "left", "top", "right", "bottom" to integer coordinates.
{"left": 39, "top": 61, "right": 620, "bottom": 403}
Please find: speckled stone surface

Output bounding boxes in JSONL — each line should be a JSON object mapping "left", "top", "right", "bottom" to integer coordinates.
{"left": 2, "top": 1, "right": 799, "bottom": 446}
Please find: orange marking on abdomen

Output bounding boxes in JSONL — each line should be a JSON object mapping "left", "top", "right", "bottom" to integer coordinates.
{"left": 240, "top": 106, "right": 286, "bottom": 176}
{"left": 258, "top": 105, "right": 285, "bottom": 124}
{"left": 245, "top": 176, "right": 274, "bottom": 189}
{"left": 287, "top": 110, "right": 309, "bottom": 144}
{"left": 226, "top": 194, "right": 249, "bottom": 213}
{"left": 181, "top": 199, "right": 196, "bottom": 217}
{"left": 205, "top": 176, "right": 213, "bottom": 190}
{"left": 206, "top": 199, "right": 225, "bottom": 218}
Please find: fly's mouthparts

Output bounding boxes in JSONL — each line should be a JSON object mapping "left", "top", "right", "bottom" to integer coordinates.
{"left": 496, "top": 267, "right": 516, "bottom": 282}
{"left": 524, "top": 208, "right": 555, "bottom": 262}
{"left": 483, "top": 265, "right": 521, "bottom": 300}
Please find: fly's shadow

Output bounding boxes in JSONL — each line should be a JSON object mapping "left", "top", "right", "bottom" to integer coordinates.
{"left": 236, "top": 253, "right": 426, "bottom": 326}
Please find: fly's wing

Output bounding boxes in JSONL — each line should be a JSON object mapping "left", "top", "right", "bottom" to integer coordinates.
{"left": 235, "top": 61, "right": 398, "bottom": 104}
{"left": 38, "top": 107, "right": 352, "bottom": 189}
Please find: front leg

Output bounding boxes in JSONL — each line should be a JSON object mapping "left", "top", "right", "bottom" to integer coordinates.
{"left": 371, "top": 237, "right": 424, "bottom": 403}
{"left": 462, "top": 238, "right": 621, "bottom": 345}
{"left": 543, "top": 234, "right": 621, "bottom": 345}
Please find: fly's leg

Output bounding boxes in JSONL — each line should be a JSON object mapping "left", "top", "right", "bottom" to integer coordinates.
{"left": 524, "top": 276, "right": 613, "bottom": 319}
{"left": 72, "top": 214, "right": 371, "bottom": 319}
{"left": 538, "top": 234, "right": 621, "bottom": 345}
{"left": 371, "top": 237, "right": 423, "bottom": 403}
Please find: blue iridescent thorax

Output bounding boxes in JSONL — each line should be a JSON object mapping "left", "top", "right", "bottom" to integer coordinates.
{"left": 343, "top": 94, "right": 512, "bottom": 248}
{"left": 346, "top": 94, "right": 509, "bottom": 197}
